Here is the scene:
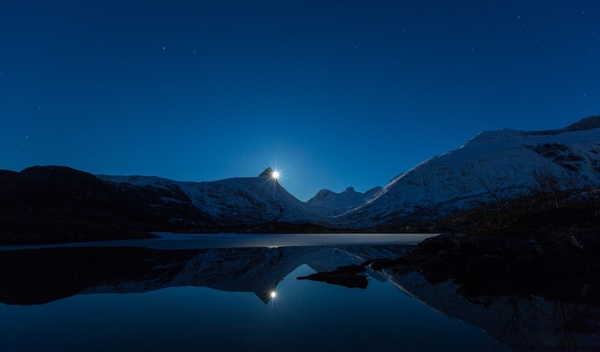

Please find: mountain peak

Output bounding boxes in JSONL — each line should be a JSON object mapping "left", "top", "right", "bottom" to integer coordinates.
{"left": 258, "top": 167, "right": 275, "bottom": 178}
{"left": 340, "top": 115, "right": 600, "bottom": 227}
{"left": 563, "top": 115, "right": 600, "bottom": 132}
{"left": 307, "top": 185, "right": 382, "bottom": 215}
{"left": 527, "top": 115, "right": 600, "bottom": 136}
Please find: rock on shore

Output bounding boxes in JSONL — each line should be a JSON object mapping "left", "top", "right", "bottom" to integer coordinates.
{"left": 364, "top": 233, "right": 600, "bottom": 303}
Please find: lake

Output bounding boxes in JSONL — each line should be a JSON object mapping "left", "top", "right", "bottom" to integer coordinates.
{"left": 1, "top": 233, "right": 597, "bottom": 351}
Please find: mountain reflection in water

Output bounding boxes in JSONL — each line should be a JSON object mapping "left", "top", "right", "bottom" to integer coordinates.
{"left": 0, "top": 245, "right": 410, "bottom": 305}
{"left": 387, "top": 271, "right": 600, "bottom": 351}
{"left": 1, "top": 242, "right": 598, "bottom": 351}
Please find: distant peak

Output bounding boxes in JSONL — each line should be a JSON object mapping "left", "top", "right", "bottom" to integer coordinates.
{"left": 365, "top": 186, "right": 383, "bottom": 194}
{"left": 563, "top": 115, "right": 600, "bottom": 132}
{"left": 527, "top": 115, "right": 600, "bottom": 136}
{"left": 344, "top": 187, "right": 355, "bottom": 193}
{"left": 316, "top": 189, "right": 333, "bottom": 195}
{"left": 258, "top": 167, "right": 275, "bottom": 178}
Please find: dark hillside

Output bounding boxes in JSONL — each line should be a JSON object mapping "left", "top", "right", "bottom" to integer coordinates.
{"left": 0, "top": 166, "right": 211, "bottom": 244}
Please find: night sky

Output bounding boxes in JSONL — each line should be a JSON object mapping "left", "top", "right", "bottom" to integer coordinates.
{"left": 2, "top": 1, "right": 599, "bottom": 201}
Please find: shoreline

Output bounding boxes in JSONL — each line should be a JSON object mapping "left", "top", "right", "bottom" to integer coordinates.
{"left": 365, "top": 232, "right": 600, "bottom": 304}
{"left": 0, "top": 232, "right": 436, "bottom": 251}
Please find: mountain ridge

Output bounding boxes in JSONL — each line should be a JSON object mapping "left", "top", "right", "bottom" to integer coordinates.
{"left": 99, "top": 167, "right": 327, "bottom": 225}
{"left": 307, "top": 185, "right": 382, "bottom": 215}
{"left": 336, "top": 116, "right": 600, "bottom": 227}
{"left": 2, "top": 115, "right": 600, "bottom": 243}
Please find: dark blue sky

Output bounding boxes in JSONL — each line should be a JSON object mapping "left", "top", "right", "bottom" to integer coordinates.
{"left": 2, "top": 1, "right": 599, "bottom": 200}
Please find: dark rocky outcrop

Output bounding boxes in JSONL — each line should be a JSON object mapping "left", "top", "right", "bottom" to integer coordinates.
{"left": 297, "top": 264, "right": 368, "bottom": 289}
{"left": 528, "top": 115, "right": 600, "bottom": 135}
{"left": 0, "top": 166, "right": 212, "bottom": 244}
{"left": 365, "top": 233, "right": 600, "bottom": 303}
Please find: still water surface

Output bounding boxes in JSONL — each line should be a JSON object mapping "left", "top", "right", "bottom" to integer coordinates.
{"left": 2, "top": 233, "right": 592, "bottom": 351}
{"left": 2, "top": 264, "right": 506, "bottom": 351}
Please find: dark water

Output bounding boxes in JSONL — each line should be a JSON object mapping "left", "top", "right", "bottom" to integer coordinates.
{"left": 0, "top": 235, "right": 597, "bottom": 351}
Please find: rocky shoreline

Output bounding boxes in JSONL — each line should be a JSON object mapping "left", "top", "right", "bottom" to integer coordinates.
{"left": 364, "top": 232, "right": 600, "bottom": 303}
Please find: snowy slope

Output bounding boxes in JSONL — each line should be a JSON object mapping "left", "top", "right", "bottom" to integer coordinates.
{"left": 338, "top": 116, "right": 600, "bottom": 227}
{"left": 307, "top": 186, "right": 382, "bottom": 215}
{"left": 99, "top": 167, "right": 326, "bottom": 225}
{"left": 97, "top": 116, "right": 600, "bottom": 229}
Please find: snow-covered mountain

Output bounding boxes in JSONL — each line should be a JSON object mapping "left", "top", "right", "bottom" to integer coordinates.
{"left": 95, "top": 116, "right": 600, "bottom": 230}
{"left": 338, "top": 116, "right": 600, "bottom": 227}
{"left": 4, "top": 116, "right": 600, "bottom": 239}
{"left": 307, "top": 186, "right": 382, "bottom": 215}
{"left": 99, "top": 167, "right": 327, "bottom": 225}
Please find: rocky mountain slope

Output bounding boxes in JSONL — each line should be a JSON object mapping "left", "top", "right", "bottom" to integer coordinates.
{"left": 2, "top": 116, "right": 600, "bottom": 242}
{"left": 99, "top": 167, "right": 326, "bottom": 226}
{"left": 338, "top": 115, "right": 600, "bottom": 228}
{"left": 0, "top": 166, "right": 179, "bottom": 244}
